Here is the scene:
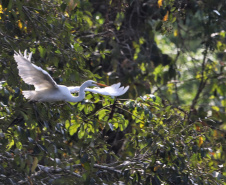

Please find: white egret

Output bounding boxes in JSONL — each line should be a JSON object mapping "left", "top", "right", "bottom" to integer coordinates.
{"left": 68, "top": 82, "right": 129, "bottom": 97}
{"left": 14, "top": 50, "right": 129, "bottom": 102}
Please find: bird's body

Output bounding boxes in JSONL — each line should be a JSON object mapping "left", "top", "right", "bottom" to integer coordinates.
{"left": 14, "top": 50, "right": 129, "bottom": 102}
{"left": 22, "top": 85, "right": 75, "bottom": 102}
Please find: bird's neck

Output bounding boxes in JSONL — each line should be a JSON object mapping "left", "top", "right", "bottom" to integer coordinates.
{"left": 68, "top": 82, "right": 87, "bottom": 102}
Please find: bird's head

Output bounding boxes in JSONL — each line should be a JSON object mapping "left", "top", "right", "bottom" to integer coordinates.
{"left": 86, "top": 80, "right": 108, "bottom": 87}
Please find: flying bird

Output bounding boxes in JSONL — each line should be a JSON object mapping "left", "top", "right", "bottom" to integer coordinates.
{"left": 68, "top": 82, "right": 128, "bottom": 97}
{"left": 14, "top": 50, "right": 129, "bottom": 102}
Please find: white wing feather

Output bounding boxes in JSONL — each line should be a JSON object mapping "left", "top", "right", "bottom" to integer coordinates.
{"left": 14, "top": 50, "right": 58, "bottom": 91}
{"left": 68, "top": 82, "right": 129, "bottom": 97}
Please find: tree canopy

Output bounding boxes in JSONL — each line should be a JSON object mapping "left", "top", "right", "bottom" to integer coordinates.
{"left": 0, "top": 0, "right": 226, "bottom": 184}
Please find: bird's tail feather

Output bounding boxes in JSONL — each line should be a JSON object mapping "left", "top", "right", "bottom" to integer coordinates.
{"left": 22, "top": 91, "right": 37, "bottom": 101}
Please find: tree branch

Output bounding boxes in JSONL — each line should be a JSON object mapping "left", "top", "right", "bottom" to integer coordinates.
{"left": 188, "top": 48, "right": 208, "bottom": 120}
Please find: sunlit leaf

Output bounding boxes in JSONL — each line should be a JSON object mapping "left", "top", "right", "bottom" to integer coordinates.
{"left": 38, "top": 46, "right": 46, "bottom": 58}
{"left": 18, "top": 20, "right": 22, "bottom": 29}
{"left": 158, "top": 0, "right": 163, "bottom": 8}
{"left": 78, "top": 127, "right": 85, "bottom": 139}
{"left": 6, "top": 138, "right": 14, "bottom": 151}
{"left": 198, "top": 136, "right": 203, "bottom": 147}
{"left": 163, "top": 11, "right": 169, "bottom": 21}
{"left": 0, "top": 4, "right": 3, "bottom": 14}
{"left": 69, "top": 122, "right": 80, "bottom": 136}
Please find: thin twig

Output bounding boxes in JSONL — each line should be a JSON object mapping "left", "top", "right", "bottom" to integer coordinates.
{"left": 188, "top": 47, "right": 208, "bottom": 120}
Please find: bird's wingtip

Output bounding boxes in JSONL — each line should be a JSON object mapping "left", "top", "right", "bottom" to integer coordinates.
{"left": 115, "top": 82, "right": 121, "bottom": 88}
{"left": 14, "top": 50, "right": 19, "bottom": 56}
{"left": 123, "top": 86, "right": 129, "bottom": 93}
{"left": 28, "top": 51, "right": 32, "bottom": 61}
{"left": 24, "top": 49, "right": 28, "bottom": 58}
{"left": 14, "top": 49, "right": 33, "bottom": 61}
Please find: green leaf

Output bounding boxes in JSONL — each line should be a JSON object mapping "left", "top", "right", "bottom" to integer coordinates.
{"left": 69, "top": 123, "right": 80, "bottom": 136}
{"left": 97, "top": 109, "right": 109, "bottom": 120}
{"left": 6, "top": 138, "right": 14, "bottom": 151}
{"left": 38, "top": 46, "right": 46, "bottom": 58}
{"left": 78, "top": 127, "right": 85, "bottom": 139}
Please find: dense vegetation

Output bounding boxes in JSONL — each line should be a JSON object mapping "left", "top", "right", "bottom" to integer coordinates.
{"left": 0, "top": 0, "right": 226, "bottom": 184}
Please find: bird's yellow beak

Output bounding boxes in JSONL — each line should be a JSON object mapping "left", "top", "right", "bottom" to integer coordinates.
{"left": 95, "top": 82, "right": 108, "bottom": 87}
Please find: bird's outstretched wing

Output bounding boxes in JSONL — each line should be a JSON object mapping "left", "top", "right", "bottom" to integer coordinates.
{"left": 14, "top": 50, "right": 58, "bottom": 91}
{"left": 68, "top": 83, "right": 129, "bottom": 97}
